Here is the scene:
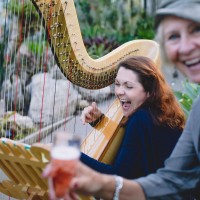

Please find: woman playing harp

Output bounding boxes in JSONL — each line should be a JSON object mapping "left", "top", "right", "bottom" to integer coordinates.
{"left": 76, "top": 56, "right": 185, "bottom": 179}
{"left": 26, "top": 0, "right": 160, "bottom": 159}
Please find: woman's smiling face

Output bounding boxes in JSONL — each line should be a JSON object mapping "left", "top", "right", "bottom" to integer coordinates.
{"left": 114, "top": 67, "right": 149, "bottom": 117}
{"left": 162, "top": 16, "right": 200, "bottom": 83}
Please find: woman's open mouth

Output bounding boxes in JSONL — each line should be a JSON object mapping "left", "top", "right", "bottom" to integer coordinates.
{"left": 120, "top": 99, "right": 132, "bottom": 110}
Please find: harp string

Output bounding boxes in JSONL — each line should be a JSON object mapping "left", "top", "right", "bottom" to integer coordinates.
{"left": 13, "top": 0, "right": 25, "bottom": 140}
{"left": 49, "top": 0, "right": 73, "bottom": 136}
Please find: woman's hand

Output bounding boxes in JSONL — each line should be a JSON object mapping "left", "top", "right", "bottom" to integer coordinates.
{"left": 80, "top": 102, "right": 102, "bottom": 125}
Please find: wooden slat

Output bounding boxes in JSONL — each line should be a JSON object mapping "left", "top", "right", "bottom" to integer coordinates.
{"left": 0, "top": 138, "right": 49, "bottom": 199}
{"left": 0, "top": 180, "right": 28, "bottom": 199}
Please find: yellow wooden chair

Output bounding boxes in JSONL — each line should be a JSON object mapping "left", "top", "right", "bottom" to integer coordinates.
{"left": 0, "top": 138, "right": 50, "bottom": 200}
{"left": 0, "top": 138, "right": 96, "bottom": 200}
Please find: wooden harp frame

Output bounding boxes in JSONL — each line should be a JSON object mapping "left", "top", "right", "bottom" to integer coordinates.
{"left": 31, "top": 0, "right": 160, "bottom": 89}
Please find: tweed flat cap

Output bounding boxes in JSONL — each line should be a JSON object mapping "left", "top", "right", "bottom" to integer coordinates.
{"left": 155, "top": 0, "right": 200, "bottom": 29}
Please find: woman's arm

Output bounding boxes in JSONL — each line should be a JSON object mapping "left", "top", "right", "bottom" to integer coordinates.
{"left": 80, "top": 109, "right": 154, "bottom": 178}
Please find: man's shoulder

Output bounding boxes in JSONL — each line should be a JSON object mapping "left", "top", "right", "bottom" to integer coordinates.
{"left": 186, "top": 96, "right": 200, "bottom": 135}
{"left": 191, "top": 96, "right": 200, "bottom": 117}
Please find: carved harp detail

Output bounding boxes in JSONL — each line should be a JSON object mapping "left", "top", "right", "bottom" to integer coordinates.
{"left": 31, "top": 0, "right": 160, "bottom": 89}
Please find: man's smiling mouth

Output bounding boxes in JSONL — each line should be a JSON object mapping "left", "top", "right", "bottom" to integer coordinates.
{"left": 185, "top": 58, "right": 200, "bottom": 67}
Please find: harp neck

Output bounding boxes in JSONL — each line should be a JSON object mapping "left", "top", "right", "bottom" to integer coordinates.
{"left": 31, "top": 0, "right": 160, "bottom": 89}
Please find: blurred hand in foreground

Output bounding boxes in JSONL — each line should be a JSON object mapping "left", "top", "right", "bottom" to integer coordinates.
{"left": 43, "top": 161, "right": 114, "bottom": 200}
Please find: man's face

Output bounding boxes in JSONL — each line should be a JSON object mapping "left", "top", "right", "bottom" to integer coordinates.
{"left": 162, "top": 16, "right": 200, "bottom": 83}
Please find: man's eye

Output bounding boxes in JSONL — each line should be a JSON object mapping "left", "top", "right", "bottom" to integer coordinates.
{"left": 168, "top": 34, "right": 179, "bottom": 41}
{"left": 114, "top": 82, "right": 120, "bottom": 86}
{"left": 193, "top": 25, "right": 200, "bottom": 33}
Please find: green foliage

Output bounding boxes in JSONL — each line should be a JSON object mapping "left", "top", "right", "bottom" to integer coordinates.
{"left": 82, "top": 24, "right": 119, "bottom": 58}
{"left": 27, "top": 40, "right": 47, "bottom": 57}
{"left": 75, "top": 0, "right": 145, "bottom": 57}
{"left": 87, "top": 43, "right": 112, "bottom": 59}
{"left": 82, "top": 24, "right": 116, "bottom": 41}
{"left": 134, "top": 12, "right": 155, "bottom": 39}
{"left": 174, "top": 81, "right": 200, "bottom": 117}
{"left": 7, "top": 0, "right": 40, "bottom": 36}
{"left": 8, "top": 0, "right": 39, "bottom": 21}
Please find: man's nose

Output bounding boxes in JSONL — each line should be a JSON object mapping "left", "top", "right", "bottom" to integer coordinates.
{"left": 179, "top": 35, "right": 196, "bottom": 55}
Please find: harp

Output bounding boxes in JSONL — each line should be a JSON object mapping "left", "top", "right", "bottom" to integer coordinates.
{"left": 0, "top": 0, "right": 160, "bottom": 199}
{"left": 29, "top": 0, "right": 160, "bottom": 163}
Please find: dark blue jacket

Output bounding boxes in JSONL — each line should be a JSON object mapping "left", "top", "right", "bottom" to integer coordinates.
{"left": 80, "top": 107, "right": 182, "bottom": 179}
